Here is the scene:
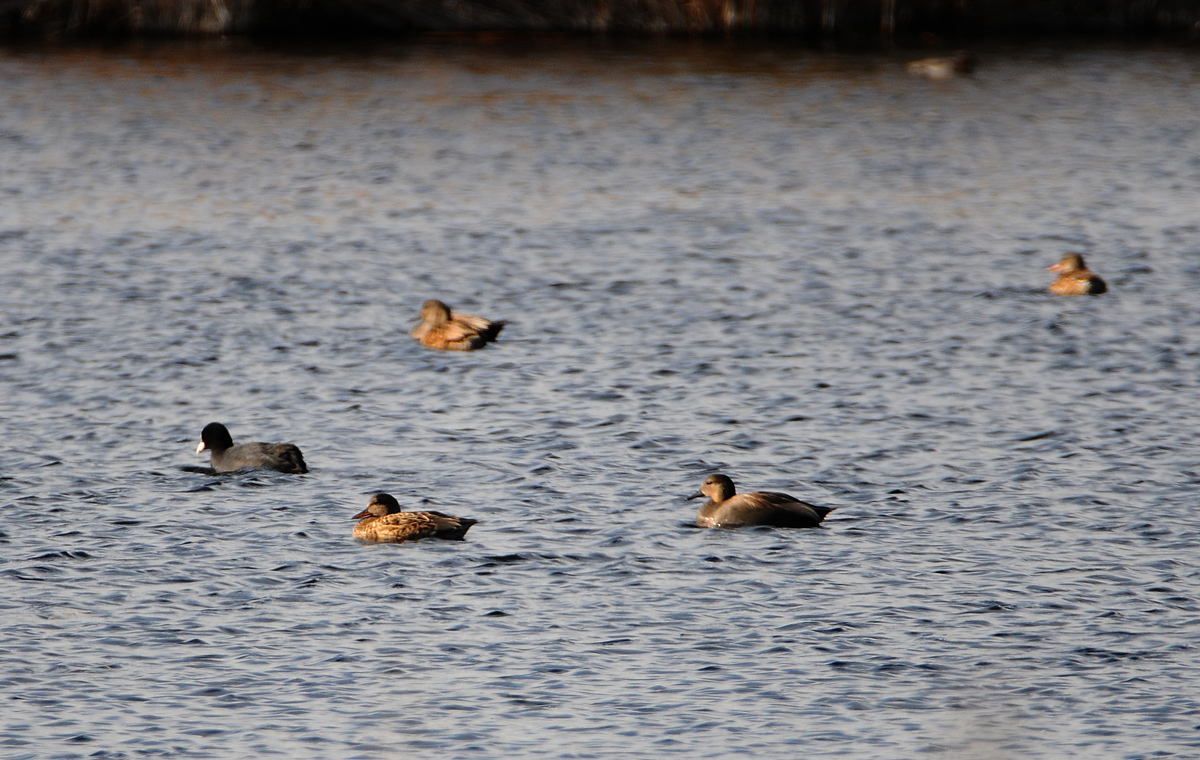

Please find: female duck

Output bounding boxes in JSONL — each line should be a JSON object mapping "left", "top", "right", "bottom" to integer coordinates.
{"left": 907, "top": 51, "right": 976, "bottom": 80}
{"left": 1047, "top": 253, "right": 1107, "bottom": 295}
{"left": 688, "top": 474, "right": 833, "bottom": 529}
{"left": 411, "top": 299, "right": 505, "bottom": 351}
{"left": 196, "top": 422, "right": 307, "bottom": 474}
{"left": 352, "top": 493, "right": 478, "bottom": 543}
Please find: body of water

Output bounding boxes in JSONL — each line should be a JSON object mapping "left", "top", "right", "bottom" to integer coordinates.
{"left": 1, "top": 38, "right": 1199, "bottom": 759}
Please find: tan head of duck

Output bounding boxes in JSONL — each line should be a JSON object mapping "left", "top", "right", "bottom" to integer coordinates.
{"left": 419, "top": 300, "right": 452, "bottom": 326}
{"left": 1048, "top": 253, "right": 1087, "bottom": 273}
{"left": 687, "top": 474, "right": 736, "bottom": 503}
{"left": 354, "top": 492, "right": 402, "bottom": 519}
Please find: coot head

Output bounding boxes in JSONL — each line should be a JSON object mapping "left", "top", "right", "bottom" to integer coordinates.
{"left": 196, "top": 422, "right": 234, "bottom": 455}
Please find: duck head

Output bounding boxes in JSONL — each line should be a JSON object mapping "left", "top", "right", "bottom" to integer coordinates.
{"left": 687, "top": 474, "right": 737, "bottom": 503}
{"left": 419, "top": 300, "right": 452, "bottom": 326}
{"left": 1048, "top": 253, "right": 1087, "bottom": 273}
{"left": 354, "top": 492, "right": 402, "bottom": 519}
{"left": 196, "top": 422, "right": 234, "bottom": 455}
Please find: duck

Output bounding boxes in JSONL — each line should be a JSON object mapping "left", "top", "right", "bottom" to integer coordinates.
{"left": 687, "top": 474, "right": 834, "bottom": 529}
{"left": 1047, "top": 253, "right": 1107, "bottom": 296}
{"left": 411, "top": 299, "right": 505, "bottom": 351}
{"left": 907, "top": 51, "right": 976, "bottom": 80}
{"left": 352, "top": 493, "right": 478, "bottom": 543}
{"left": 195, "top": 422, "right": 308, "bottom": 474}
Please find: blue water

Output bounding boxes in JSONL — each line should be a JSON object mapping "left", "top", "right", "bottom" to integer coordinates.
{"left": 1, "top": 39, "right": 1199, "bottom": 759}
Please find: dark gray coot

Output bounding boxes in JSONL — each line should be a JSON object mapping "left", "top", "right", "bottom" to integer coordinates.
{"left": 196, "top": 422, "right": 308, "bottom": 474}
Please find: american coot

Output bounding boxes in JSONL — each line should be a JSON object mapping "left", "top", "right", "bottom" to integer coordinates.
{"left": 1047, "top": 253, "right": 1107, "bottom": 296}
{"left": 352, "top": 493, "right": 478, "bottom": 543}
{"left": 687, "top": 474, "right": 834, "bottom": 529}
{"left": 195, "top": 422, "right": 308, "bottom": 474}
{"left": 410, "top": 299, "right": 505, "bottom": 351}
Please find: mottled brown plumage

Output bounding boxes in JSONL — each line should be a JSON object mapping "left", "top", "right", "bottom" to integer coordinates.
{"left": 352, "top": 493, "right": 478, "bottom": 543}
{"left": 410, "top": 299, "right": 505, "bottom": 351}
{"left": 687, "top": 474, "right": 834, "bottom": 529}
{"left": 1047, "top": 253, "right": 1107, "bottom": 296}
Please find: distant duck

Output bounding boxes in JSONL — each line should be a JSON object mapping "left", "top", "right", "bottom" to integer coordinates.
{"left": 411, "top": 299, "right": 505, "bottom": 351}
{"left": 688, "top": 474, "right": 834, "bottom": 529}
{"left": 907, "top": 51, "right": 976, "bottom": 80}
{"left": 1047, "top": 253, "right": 1107, "bottom": 296}
{"left": 352, "top": 493, "right": 478, "bottom": 543}
{"left": 195, "top": 422, "right": 308, "bottom": 474}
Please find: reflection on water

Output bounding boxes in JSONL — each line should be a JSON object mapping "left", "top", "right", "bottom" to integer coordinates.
{"left": 1, "top": 38, "right": 1199, "bottom": 759}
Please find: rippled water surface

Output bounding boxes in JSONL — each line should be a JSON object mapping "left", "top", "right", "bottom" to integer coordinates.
{"left": 2, "top": 38, "right": 1200, "bottom": 759}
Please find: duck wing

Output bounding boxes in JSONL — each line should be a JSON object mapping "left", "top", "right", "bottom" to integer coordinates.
{"left": 1050, "top": 272, "right": 1106, "bottom": 296}
{"left": 757, "top": 491, "right": 835, "bottom": 519}
{"left": 452, "top": 313, "right": 506, "bottom": 344}
{"left": 716, "top": 492, "right": 832, "bottom": 528}
{"left": 421, "top": 320, "right": 484, "bottom": 351}
{"left": 373, "top": 511, "right": 478, "bottom": 542}
{"left": 419, "top": 511, "right": 479, "bottom": 540}
{"left": 450, "top": 312, "right": 490, "bottom": 331}
{"left": 368, "top": 512, "right": 443, "bottom": 542}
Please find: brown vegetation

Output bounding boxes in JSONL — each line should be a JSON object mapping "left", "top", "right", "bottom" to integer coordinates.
{"left": 3, "top": 0, "right": 1200, "bottom": 40}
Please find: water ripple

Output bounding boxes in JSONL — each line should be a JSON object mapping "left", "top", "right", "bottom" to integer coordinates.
{"left": 1, "top": 38, "right": 1199, "bottom": 760}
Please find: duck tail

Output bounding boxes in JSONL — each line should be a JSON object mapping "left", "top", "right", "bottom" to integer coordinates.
{"left": 483, "top": 321, "right": 506, "bottom": 342}
{"left": 284, "top": 447, "right": 308, "bottom": 474}
{"left": 811, "top": 505, "right": 836, "bottom": 520}
{"left": 437, "top": 516, "right": 478, "bottom": 540}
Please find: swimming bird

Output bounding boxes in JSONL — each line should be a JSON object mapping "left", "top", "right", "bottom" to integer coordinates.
{"left": 1047, "top": 253, "right": 1107, "bottom": 296}
{"left": 411, "top": 299, "right": 505, "bottom": 351}
{"left": 352, "top": 493, "right": 478, "bottom": 543}
{"left": 195, "top": 422, "right": 308, "bottom": 474}
{"left": 907, "top": 51, "right": 976, "bottom": 80}
{"left": 687, "top": 474, "right": 833, "bottom": 529}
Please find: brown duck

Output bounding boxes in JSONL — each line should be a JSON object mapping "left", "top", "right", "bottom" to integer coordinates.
{"left": 688, "top": 474, "right": 834, "bottom": 529}
{"left": 1047, "top": 253, "right": 1107, "bottom": 296}
{"left": 907, "top": 51, "right": 976, "bottom": 80}
{"left": 352, "top": 493, "right": 478, "bottom": 543}
{"left": 410, "top": 299, "right": 505, "bottom": 351}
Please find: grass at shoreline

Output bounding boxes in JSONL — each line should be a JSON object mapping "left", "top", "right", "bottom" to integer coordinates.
{"left": 4, "top": 0, "right": 1200, "bottom": 41}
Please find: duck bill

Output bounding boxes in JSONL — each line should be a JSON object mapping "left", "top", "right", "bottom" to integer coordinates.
{"left": 1047, "top": 263, "right": 1064, "bottom": 272}
{"left": 686, "top": 491, "right": 705, "bottom": 501}
{"left": 195, "top": 440, "right": 207, "bottom": 454}
{"left": 352, "top": 509, "right": 371, "bottom": 519}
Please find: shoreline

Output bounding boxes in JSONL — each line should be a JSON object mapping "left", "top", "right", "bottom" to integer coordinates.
{"left": 5, "top": 0, "right": 1200, "bottom": 41}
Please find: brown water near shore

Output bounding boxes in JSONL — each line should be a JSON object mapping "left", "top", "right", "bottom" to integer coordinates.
{"left": 1, "top": 38, "right": 1199, "bottom": 759}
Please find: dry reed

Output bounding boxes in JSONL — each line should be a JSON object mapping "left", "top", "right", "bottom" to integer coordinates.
{"left": 3, "top": 0, "right": 1200, "bottom": 40}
